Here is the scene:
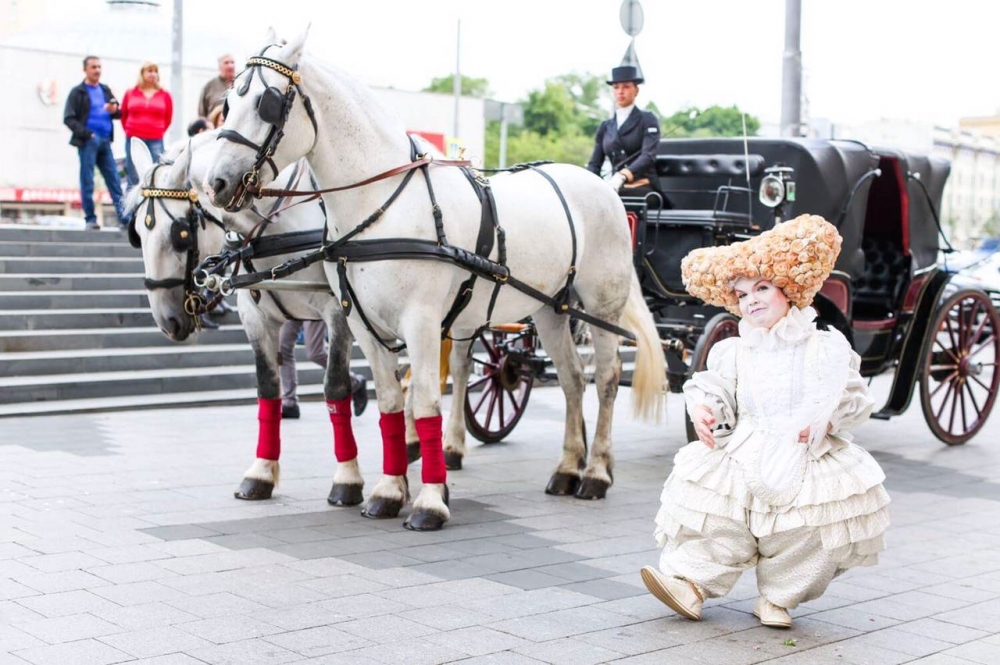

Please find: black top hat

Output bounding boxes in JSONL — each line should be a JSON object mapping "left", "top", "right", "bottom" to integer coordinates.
{"left": 607, "top": 65, "right": 643, "bottom": 85}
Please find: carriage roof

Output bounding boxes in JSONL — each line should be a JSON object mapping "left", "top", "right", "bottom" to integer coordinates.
{"left": 653, "top": 138, "right": 950, "bottom": 278}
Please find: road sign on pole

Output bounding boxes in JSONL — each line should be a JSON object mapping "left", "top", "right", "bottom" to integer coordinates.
{"left": 620, "top": 0, "right": 644, "bottom": 37}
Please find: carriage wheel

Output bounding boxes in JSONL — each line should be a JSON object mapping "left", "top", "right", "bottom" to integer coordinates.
{"left": 684, "top": 313, "right": 740, "bottom": 442}
{"left": 464, "top": 328, "right": 534, "bottom": 443}
{"left": 919, "top": 289, "right": 1000, "bottom": 445}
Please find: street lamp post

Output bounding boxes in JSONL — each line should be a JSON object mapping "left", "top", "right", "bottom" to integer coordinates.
{"left": 781, "top": 0, "right": 803, "bottom": 137}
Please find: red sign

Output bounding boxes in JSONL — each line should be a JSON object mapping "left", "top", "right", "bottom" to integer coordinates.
{"left": 0, "top": 188, "right": 112, "bottom": 205}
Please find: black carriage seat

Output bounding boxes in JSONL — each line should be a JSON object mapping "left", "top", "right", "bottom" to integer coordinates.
{"left": 651, "top": 154, "right": 766, "bottom": 225}
{"left": 655, "top": 154, "right": 767, "bottom": 178}
{"left": 851, "top": 237, "right": 910, "bottom": 320}
{"left": 635, "top": 154, "right": 767, "bottom": 298}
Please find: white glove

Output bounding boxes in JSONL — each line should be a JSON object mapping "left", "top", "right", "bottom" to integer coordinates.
{"left": 609, "top": 172, "right": 627, "bottom": 192}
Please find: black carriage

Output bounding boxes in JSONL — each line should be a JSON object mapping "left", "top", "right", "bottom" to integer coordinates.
{"left": 466, "top": 137, "right": 1000, "bottom": 446}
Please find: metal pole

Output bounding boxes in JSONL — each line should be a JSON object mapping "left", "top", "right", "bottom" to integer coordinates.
{"left": 780, "top": 0, "right": 802, "bottom": 137}
{"left": 170, "top": 0, "right": 184, "bottom": 144}
{"left": 499, "top": 105, "right": 509, "bottom": 169}
{"left": 452, "top": 18, "right": 461, "bottom": 147}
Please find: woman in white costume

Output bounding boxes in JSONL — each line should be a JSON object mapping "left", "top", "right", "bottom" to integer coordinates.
{"left": 641, "top": 214, "right": 889, "bottom": 629}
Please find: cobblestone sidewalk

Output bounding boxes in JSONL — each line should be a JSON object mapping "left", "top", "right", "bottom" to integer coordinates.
{"left": 2, "top": 382, "right": 1000, "bottom": 664}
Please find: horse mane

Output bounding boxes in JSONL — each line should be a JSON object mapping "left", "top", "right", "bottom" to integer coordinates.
{"left": 302, "top": 54, "right": 407, "bottom": 143}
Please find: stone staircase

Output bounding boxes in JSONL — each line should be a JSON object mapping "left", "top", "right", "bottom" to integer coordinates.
{"left": 0, "top": 223, "right": 637, "bottom": 420}
{"left": 0, "top": 223, "right": 330, "bottom": 417}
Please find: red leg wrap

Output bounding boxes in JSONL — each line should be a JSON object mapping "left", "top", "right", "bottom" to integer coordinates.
{"left": 415, "top": 415, "right": 446, "bottom": 484}
{"left": 256, "top": 398, "right": 282, "bottom": 460}
{"left": 327, "top": 398, "right": 357, "bottom": 463}
{"left": 379, "top": 410, "right": 408, "bottom": 476}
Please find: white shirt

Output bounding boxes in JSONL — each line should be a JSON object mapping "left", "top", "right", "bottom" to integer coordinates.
{"left": 615, "top": 105, "right": 635, "bottom": 129}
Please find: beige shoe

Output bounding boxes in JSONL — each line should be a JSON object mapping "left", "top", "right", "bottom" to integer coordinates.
{"left": 753, "top": 596, "right": 792, "bottom": 628}
{"left": 640, "top": 566, "right": 703, "bottom": 620}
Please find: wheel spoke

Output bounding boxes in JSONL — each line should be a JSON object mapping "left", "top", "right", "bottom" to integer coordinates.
{"left": 929, "top": 370, "right": 958, "bottom": 399}
{"left": 497, "top": 381, "right": 506, "bottom": 426}
{"left": 964, "top": 380, "right": 982, "bottom": 419}
{"left": 968, "top": 335, "right": 998, "bottom": 360}
{"left": 944, "top": 316, "right": 961, "bottom": 355}
{"left": 933, "top": 337, "right": 961, "bottom": 363}
{"left": 935, "top": 378, "right": 956, "bottom": 421}
{"left": 957, "top": 300, "right": 968, "bottom": 352}
{"left": 958, "top": 379, "right": 968, "bottom": 433}
{"left": 484, "top": 385, "right": 498, "bottom": 428}
{"left": 929, "top": 364, "right": 959, "bottom": 372}
{"left": 970, "top": 373, "right": 994, "bottom": 393}
{"left": 971, "top": 305, "right": 990, "bottom": 348}
{"left": 948, "top": 379, "right": 960, "bottom": 434}
{"left": 467, "top": 375, "right": 491, "bottom": 392}
{"left": 471, "top": 380, "right": 494, "bottom": 415}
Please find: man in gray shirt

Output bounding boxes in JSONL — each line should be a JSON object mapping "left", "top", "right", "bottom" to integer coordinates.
{"left": 198, "top": 54, "right": 235, "bottom": 119}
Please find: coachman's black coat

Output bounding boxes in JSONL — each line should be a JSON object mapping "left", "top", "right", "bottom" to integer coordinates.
{"left": 586, "top": 107, "right": 661, "bottom": 189}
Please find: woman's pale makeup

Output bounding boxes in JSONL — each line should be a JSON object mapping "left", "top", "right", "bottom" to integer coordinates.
{"left": 734, "top": 277, "right": 790, "bottom": 329}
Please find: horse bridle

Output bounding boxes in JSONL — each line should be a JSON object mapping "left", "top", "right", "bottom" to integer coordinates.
{"left": 217, "top": 50, "right": 318, "bottom": 211}
{"left": 127, "top": 162, "right": 226, "bottom": 318}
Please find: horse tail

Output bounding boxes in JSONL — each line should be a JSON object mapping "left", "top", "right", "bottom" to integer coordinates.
{"left": 620, "top": 272, "right": 666, "bottom": 423}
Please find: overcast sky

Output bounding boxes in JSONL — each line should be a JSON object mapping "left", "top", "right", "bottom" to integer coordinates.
{"left": 57, "top": 0, "right": 1000, "bottom": 127}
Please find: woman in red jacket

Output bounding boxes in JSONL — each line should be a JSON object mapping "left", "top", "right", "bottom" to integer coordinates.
{"left": 121, "top": 61, "right": 173, "bottom": 187}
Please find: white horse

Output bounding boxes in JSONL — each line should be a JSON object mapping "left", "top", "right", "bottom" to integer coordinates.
{"left": 125, "top": 132, "right": 370, "bottom": 508}
{"left": 205, "top": 29, "right": 666, "bottom": 531}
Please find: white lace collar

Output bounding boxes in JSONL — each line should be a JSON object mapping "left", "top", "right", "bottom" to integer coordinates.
{"left": 738, "top": 306, "right": 817, "bottom": 349}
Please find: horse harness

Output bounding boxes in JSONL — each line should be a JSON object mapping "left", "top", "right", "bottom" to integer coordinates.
{"left": 217, "top": 48, "right": 319, "bottom": 211}
{"left": 127, "top": 162, "right": 226, "bottom": 319}
{"left": 208, "top": 54, "right": 637, "bottom": 348}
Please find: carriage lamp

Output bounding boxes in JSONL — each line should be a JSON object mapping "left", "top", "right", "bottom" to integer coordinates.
{"left": 759, "top": 166, "right": 797, "bottom": 208}
{"left": 759, "top": 175, "right": 785, "bottom": 208}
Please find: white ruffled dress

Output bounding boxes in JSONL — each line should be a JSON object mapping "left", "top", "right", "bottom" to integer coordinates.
{"left": 655, "top": 306, "right": 889, "bottom": 570}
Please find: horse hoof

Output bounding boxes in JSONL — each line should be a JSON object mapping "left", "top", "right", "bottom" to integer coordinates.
{"left": 233, "top": 478, "right": 274, "bottom": 500}
{"left": 327, "top": 483, "right": 364, "bottom": 507}
{"left": 407, "top": 441, "right": 422, "bottom": 464}
{"left": 575, "top": 477, "right": 610, "bottom": 500}
{"left": 360, "top": 496, "right": 404, "bottom": 519}
{"left": 545, "top": 472, "right": 581, "bottom": 496}
{"left": 404, "top": 508, "right": 447, "bottom": 531}
{"left": 444, "top": 451, "right": 463, "bottom": 471}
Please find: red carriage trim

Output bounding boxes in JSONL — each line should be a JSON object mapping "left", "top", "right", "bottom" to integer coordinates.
{"left": 852, "top": 318, "right": 897, "bottom": 331}
{"left": 819, "top": 279, "right": 850, "bottom": 316}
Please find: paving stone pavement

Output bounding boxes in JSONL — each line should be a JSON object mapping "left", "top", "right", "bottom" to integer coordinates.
{"left": 2, "top": 378, "right": 1000, "bottom": 664}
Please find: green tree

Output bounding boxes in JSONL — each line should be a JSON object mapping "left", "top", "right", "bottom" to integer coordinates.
{"left": 423, "top": 74, "right": 492, "bottom": 98}
{"left": 522, "top": 81, "right": 577, "bottom": 136}
{"left": 662, "top": 105, "right": 761, "bottom": 137}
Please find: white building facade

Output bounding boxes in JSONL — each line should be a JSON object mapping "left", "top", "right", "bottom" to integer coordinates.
{"left": 0, "top": 1, "right": 484, "bottom": 223}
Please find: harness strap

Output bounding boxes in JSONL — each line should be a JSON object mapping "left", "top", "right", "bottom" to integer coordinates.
{"left": 217, "top": 129, "right": 280, "bottom": 180}
{"left": 528, "top": 166, "right": 578, "bottom": 313}
{"left": 327, "top": 239, "right": 635, "bottom": 341}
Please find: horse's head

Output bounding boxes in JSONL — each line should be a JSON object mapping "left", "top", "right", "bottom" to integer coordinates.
{"left": 127, "top": 138, "right": 227, "bottom": 341}
{"left": 206, "top": 28, "right": 316, "bottom": 212}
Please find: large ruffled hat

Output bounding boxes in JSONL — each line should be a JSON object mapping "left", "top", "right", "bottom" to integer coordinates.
{"left": 681, "top": 214, "right": 842, "bottom": 316}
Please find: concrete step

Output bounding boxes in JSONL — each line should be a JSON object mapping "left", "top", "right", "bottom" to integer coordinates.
{"left": 0, "top": 308, "right": 241, "bottom": 331}
{"left": 0, "top": 384, "right": 332, "bottom": 418}
{"left": 0, "top": 324, "right": 249, "bottom": 352}
{"left": 0, "top": 273, "right": 145, "bottom": 291}
{"left": 0, "top": 240, "right": 139, "bottom": 258}
{"left": 0, "top": 290, "right": 151, "bottom": 310}
{"left": 0, "top": 343, "right": 347, "bottom": 377}
{"left": 0, "top": 256, "right": 145, "bottom": 274}
{"left": 0, "top": 224, "right": 131, "bottom": 244}
{"left": 0, "top": 364, "right": 333, "bottom": 404}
